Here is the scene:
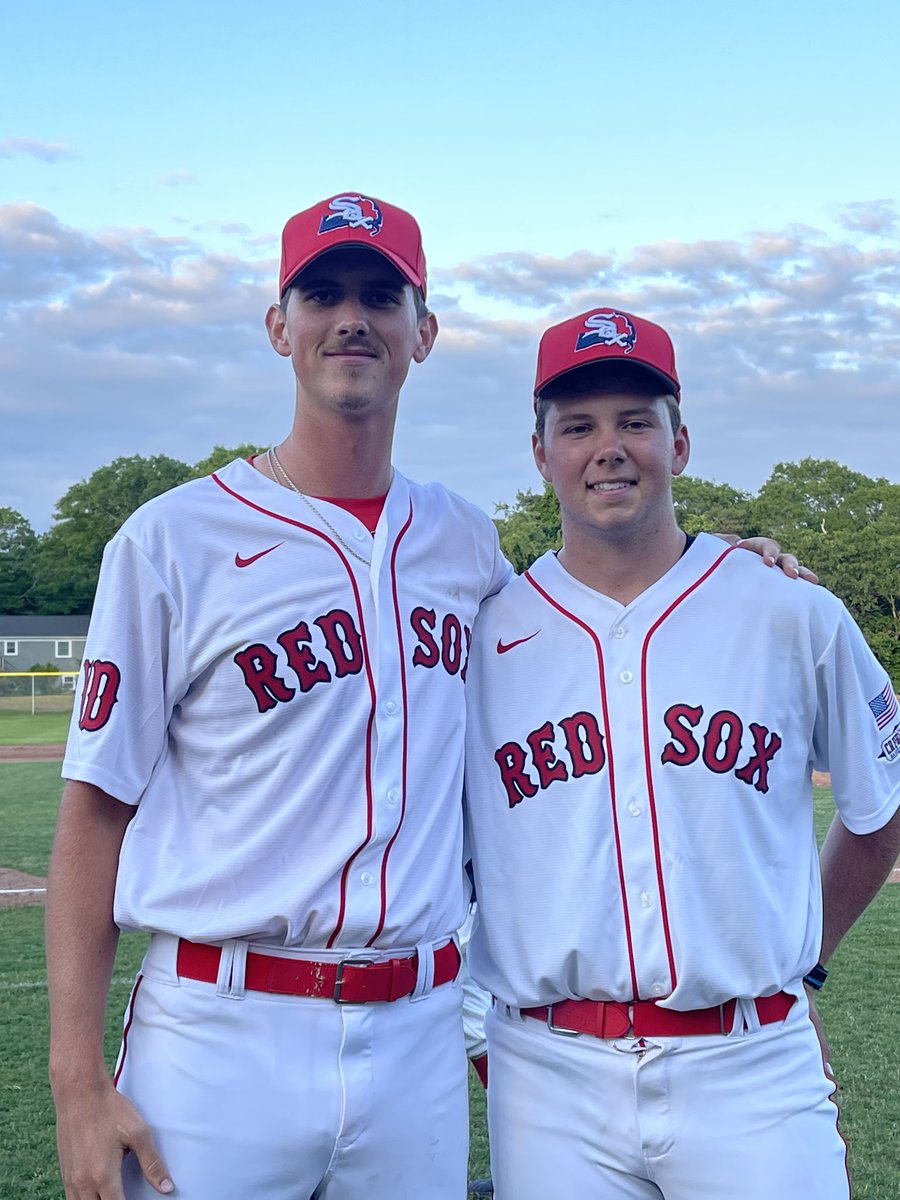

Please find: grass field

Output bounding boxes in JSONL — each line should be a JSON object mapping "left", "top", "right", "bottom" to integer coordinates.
{"left": 1, "top": 764, "right": 896, "bottom": 1199}
{"left": 0, "top": 711, "right": 72, "bottom": 745}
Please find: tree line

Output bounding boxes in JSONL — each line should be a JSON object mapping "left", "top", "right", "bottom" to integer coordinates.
{"left": 3, "top": 451, "right": 898, "bottom": 682}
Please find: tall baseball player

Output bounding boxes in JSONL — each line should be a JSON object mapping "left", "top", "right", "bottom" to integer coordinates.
{"left": 46, "top": 190, "right": 808, "bottom": 1200}
{"left": 463, "top": 307, "right": 900, "bottom": 1199}
{"left": 46, "top": 192, "right": 513, "bottom": 1200}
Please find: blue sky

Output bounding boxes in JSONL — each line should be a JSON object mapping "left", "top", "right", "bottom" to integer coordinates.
{"left": 3, "top": 0, "right": 899, "bottom": 529}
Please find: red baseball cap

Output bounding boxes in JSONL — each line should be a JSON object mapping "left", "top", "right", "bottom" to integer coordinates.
{"left": 279, "top": 192, "right": 427, "bottom": 298}
{"left": 534, "top": 308, "right": 680, "bottom": 401}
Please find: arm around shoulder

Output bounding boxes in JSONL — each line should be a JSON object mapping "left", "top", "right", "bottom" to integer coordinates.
{"left": 46, "top": 780, "right": 173, "bottom": 1198}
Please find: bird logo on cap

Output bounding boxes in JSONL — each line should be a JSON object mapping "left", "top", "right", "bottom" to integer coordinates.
{"left": 576, "top": 311, "right": 637, "bottom": 354}
{"left": 318, "top": 194, "right": 384, "bottom": 238}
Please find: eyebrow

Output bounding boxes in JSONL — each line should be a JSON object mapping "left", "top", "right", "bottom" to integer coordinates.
{"left": 556, "top": 404, "right": 660, "bottom": 420}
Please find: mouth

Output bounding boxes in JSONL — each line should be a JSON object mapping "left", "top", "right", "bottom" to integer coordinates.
{"left": 587, "top": 481, "right": 635, "bottom": 493}
{"left": 325, "top": 347, "right": 378, "bottom": 360}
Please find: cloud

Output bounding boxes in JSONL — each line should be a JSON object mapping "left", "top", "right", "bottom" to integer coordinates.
{"left": 837, "top": 199, "right": 897, "bottom": 236}
{"left": 434, "top": 250, "right": 616, "bottom": 309}
{"left": 0, "top": 137, "right": 75, "bottom": 162}
{"left": 2, "top": 204, "right": 899, "bottom": 536}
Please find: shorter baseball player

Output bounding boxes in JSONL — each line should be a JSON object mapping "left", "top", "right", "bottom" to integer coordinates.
{"left": 463, "top": 307, "right": 900, "bottom": 1199}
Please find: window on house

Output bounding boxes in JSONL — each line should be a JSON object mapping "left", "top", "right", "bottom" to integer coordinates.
{"left": 3, "top": 640, "right": 17, "bottom": 656}
{"left": 56, "top": 640, "right": 73, "bottom": 658}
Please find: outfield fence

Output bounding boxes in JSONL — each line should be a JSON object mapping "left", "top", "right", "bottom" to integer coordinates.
{"left": 0, "top": 672, "right": 78, "bottom": 716}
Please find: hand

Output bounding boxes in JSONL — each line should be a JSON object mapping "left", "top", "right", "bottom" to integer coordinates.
{"left": 54, "top": 1079, "right": 174, "bottom": 1199}
{"left": 804, "top": 984, "right": 836, "bottom": 1084}
{"left": 725, "top": 535, "right": 819, "bottom": 583}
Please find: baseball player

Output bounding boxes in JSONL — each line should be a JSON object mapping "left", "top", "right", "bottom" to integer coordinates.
{"left": 463, "top": 307, "right": 900, "bottom": 1199}
{"left": 46, "top": 193, "right": 513, "bottom": 1200}
{"left": 46, "top": 191, "right": 808, "bottom": 1200}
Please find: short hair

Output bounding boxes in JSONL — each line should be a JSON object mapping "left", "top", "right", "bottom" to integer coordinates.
{"left": 534, "top": 364, "right": 682, "bottom": 439}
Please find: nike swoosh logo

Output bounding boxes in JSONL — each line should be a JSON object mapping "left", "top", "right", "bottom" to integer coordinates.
{"left": 234, "top": 542, "right": 284, "bottom": 568}
{"left": 496, "top": 631, "right": 540, "bottom": 654}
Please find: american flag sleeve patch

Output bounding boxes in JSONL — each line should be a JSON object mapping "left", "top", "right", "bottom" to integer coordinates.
{"left": 868, "top": 682, "right": 899, "bottom": 730}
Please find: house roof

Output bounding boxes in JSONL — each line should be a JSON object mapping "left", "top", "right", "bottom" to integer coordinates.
{"left": 0, "top": 615, "right": 91, "bottom": 636}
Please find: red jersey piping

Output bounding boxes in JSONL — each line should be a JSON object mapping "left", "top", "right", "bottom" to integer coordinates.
{"left": 368, "top": 499, "right": 415, "bottom": 945}
{"left": 211, "top": 471, "right": 378, "bottom": 949}
{"left": 524, "top": 568, "right": 639, "bottom": 999}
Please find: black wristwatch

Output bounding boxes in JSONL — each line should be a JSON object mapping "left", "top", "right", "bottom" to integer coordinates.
{"left": 803, "top": 962, "right": 828, "bottom": 990}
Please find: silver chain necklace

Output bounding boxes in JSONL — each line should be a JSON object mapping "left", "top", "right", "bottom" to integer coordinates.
{"left": 266, "top": 446, "right": 372, "bottom": 567}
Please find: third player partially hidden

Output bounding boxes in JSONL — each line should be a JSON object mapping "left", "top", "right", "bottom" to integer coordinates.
{"left": 464, "top": 308, "right": 900, "bottom": 1199}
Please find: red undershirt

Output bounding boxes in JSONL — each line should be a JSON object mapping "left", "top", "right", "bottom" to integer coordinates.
{"left": 316, "top": 494, "right": 387, "bottom": 535}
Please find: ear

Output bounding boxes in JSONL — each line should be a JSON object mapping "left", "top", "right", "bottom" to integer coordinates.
{"left": 412, "top": 311, "right": 439, "bottom": 364}
{"left": 532, "top": 431, "right": 552, "bottom": 483}
{"left": 671, "top": 424, "right": 690, "bottom": 477}
{"left": 265, "top": 302, "right": 292, "bottom": 358}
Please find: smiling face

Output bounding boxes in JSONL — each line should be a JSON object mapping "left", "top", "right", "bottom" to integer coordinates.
{"left": 265, "top": 246, "right": 437, "bottom": 421}
{"left": 533, "top": 373, "right": 690, "bottom": 557}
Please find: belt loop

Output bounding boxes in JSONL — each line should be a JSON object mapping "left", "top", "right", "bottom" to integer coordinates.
{"left": 410, "top": 941, "right": 435, "bottom": 1002}
{"left": 215, "top": 939, "right": 248, "bottom": 1000}
{"left": 147, "top": 933, "right": 182, "bottom": 985}
{"left": 733, "top": 996, "right": 760, "bottom": 1035}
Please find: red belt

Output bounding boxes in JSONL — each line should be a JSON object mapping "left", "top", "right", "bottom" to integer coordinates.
{"left": 176, "top": 938, "right": 460, "bottom": 1003}
{"left": 521, "top": 992, "right": 795, "bottom": 1038}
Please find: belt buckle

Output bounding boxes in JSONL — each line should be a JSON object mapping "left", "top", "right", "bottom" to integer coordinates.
{"left": 546, "top": 1006, "right": 582, "bottom": 1037}
{"left": 333, "top": 957, "right": 376, "bottom": 1003}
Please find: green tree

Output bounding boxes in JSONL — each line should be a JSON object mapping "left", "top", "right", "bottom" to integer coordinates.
{"left": 32, "top": 454, "right": 192, "bottom": 614}
{"left": 672, "top": 476, "right": 754, "bottom": 537}
{"left": 0, "top": 507, "right": 39, "bottom": 613}
{"left": 190, "top": 443, "right": 267, "bottom": 478}
{"left": 752, "top": 460, "right": 899, "bottom": 683}
{"left": 494, "top": 485, "right": 561, "bottom": 573}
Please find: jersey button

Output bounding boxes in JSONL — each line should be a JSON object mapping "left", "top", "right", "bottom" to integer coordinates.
{"left": 628, "top": 801, "right": 642, "bottom": 817}
{"left": 353, "top": 529, "right": 366, "bottom": 541}
{"left": 387, "top": 789, "right": 400, "bottom": 805}
{"left": 385, "top": 700, "right": 398, "bottom": 715}
{"left": 360, "top": 871, "right": 374, "bottom": 886}
{"left": 619, "top": 670, "right": 633, "bottom": 684}
{"left": 613, "top": 626, "right": 627, "bottom": 640}
{"left": 640, "top": 890, "right": 653, "bottom": 908}
{"left": 650, "top": 982, "right": 666, "bottom": 997}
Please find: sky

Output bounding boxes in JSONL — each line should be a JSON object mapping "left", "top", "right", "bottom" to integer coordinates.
{"left": 3, "top": 0, "right": 899, "bottom": 532}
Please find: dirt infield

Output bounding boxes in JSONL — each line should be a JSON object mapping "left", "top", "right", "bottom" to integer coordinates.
{"left": 0, "top": 867, "right": 47, "bottom": 909}
{"left": 0, "top": 743, "right": 66, "bottom": 762}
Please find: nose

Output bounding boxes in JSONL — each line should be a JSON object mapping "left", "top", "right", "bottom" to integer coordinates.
{"left": 592, "top": 429, "right": 626, "bottom": 464}
{"left": 333, "top": 297, "right": 370, "bottom": 338}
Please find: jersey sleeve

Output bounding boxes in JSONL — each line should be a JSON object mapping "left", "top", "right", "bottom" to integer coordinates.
{"left": 812, "top": 602, "right": 900, "bottom": 834}
{"left": 482, "top": 517, "right": 514, "bottom": 600}
{"left": 62, "top": 532, "right": 185, "bottom": 805}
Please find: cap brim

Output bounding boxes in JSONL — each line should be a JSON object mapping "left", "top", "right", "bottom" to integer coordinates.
{"left": 536, "top": 358, "right": 679, "bottom": 400}
{"left": 281, "top": 243, "right": 424, "bottom": 297}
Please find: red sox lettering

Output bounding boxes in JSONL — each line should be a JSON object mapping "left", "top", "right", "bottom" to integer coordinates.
{"left": 410, "top": 606, "right": 472, "bottom": 680}
{"left": 494, "top": 703, "right": 783, "bottom": 808}
{"left": 235, "top": 604, "right": 472, "bottom": 714}
{"left": 78, "top": 659, "right": 122, "bottom": 731}
{"left": 234, "top": 608, "right": 365, "bottom": 713}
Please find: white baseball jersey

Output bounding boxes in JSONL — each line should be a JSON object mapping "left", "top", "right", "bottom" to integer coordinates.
{"left": 465, "top": 535, "right": 900, "bottom": 1009}
{"left": 64, "top": 457, "right": 512, "bottom": 949}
